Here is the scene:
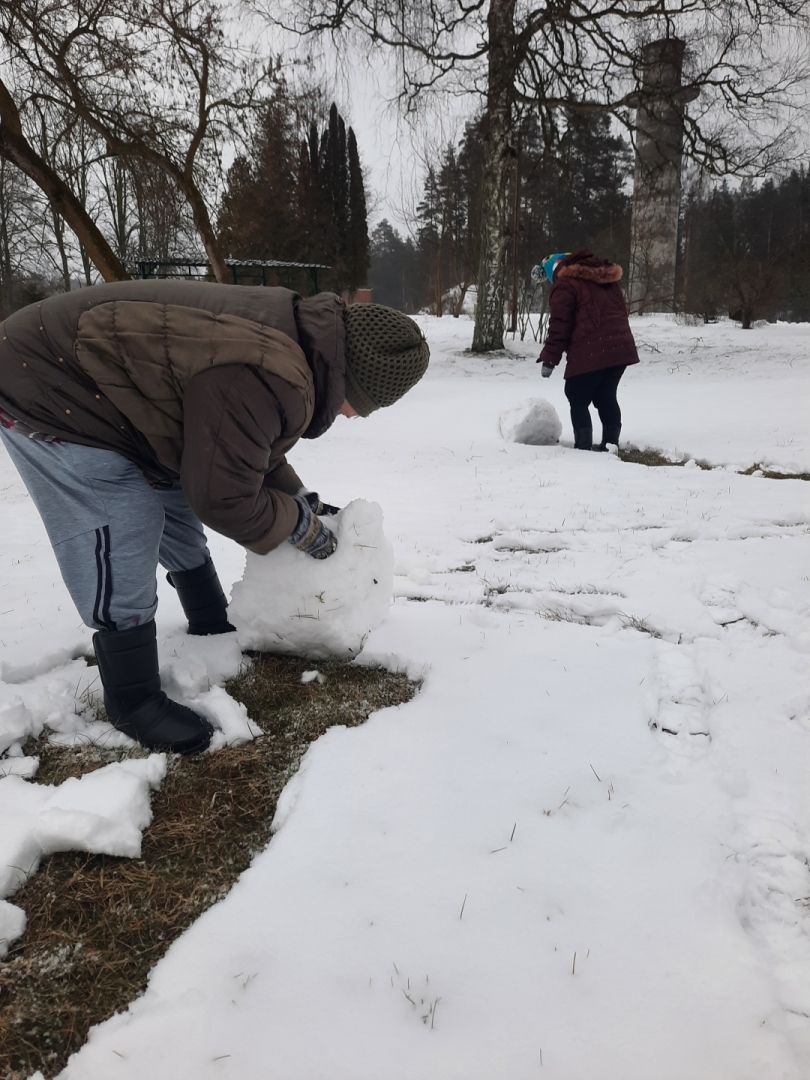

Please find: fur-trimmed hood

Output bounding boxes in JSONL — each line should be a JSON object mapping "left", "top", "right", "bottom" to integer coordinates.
{"left": 538, "top": 243, "right": 639, "bottom": 379}
{"left": 556, "top": 248, "right": 623, "bottom": 285}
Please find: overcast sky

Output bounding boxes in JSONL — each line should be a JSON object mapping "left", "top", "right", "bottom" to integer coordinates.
{"left": 260, "top": 10, "right": 810, "bottom": 240}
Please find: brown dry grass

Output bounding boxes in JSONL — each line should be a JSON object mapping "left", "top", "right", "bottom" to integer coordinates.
{"left": 619, "top": 446, "right": 683, "bottom": 468}
{"left": 618, "top": 447, "right": 711, "bottom": 469}
{"left": 620, "top": 447, "right": 809, "bottom": 480}
{"left": 0, "top": 654, "right": 415, "bottom": 1079}
{"left": 739, "top": 465, "right": 810, "bottom": 481}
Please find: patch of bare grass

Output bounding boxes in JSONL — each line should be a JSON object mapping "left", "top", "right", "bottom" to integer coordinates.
{"left": 540, "top": 606, "right": 582, "bottom": 623}
{"left": 620, "top": 447, "right": 808, "bottom": 480}
{"left": 0, "top": 654, "right": 416, "bottom": 1080}
{"left": 619, "top": 446, "right": 685, "bottom": 468}
{"left": 739, "top": 465, "right": 810, "bottom": 481}
{"left": 620, "top": 614, "right": 663, "bottom": 639}
{"left": 618, "top": 446, "right": 712, "bottom": 469}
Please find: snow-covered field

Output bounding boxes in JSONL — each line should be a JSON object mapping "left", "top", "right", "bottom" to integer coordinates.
{"left": 2, "top": 314, "right": 810, "bottom": 1079}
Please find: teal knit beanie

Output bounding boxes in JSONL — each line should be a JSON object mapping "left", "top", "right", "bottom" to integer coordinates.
{"left": 542, "top": 253, "right": 570, "bottom": 283}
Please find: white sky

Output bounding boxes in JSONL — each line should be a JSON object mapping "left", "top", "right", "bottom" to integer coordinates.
{"left": 257, "top": 8, "right": 810, "bottom": 240}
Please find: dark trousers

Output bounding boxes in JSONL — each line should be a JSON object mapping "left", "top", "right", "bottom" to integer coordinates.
{"left": 564, "top": 365, "right": 625, "bottom": 438}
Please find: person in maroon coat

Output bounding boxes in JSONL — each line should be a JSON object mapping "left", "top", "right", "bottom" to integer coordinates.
{"left": 536, "top": 249, "right": 639, "bottom": 450}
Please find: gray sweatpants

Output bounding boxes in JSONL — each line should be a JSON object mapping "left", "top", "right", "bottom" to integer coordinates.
{"left": 0, "top": 426, "right": 210, "bottom": 631}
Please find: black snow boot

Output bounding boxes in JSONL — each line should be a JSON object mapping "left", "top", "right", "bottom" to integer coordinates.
{"left": 166, "top": 558, "right": 235, "bottom": 636}
{"left": 595, "top": 424, "right": 622, "bottom": 452}
{"left": 94, "top": 621, "right": 214, "bottom": 755}
{"left": 573, "top": 427, "right": 593, "bottom": 451}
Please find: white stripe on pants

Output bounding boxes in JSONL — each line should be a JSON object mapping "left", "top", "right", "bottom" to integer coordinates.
{"left": 0, "top": 426, "right": 210, "bottom": 631}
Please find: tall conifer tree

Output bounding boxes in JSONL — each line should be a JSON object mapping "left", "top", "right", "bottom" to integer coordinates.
{"left": 347, "top": 127, "right": 369, "bottom": 293}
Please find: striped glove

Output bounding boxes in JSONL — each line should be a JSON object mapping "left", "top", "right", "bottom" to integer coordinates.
{"left": 302, "top": 490, "right": 341, "bottom": 516}
{"left": 288, "top": 496, "right": 338, "bottom": 560}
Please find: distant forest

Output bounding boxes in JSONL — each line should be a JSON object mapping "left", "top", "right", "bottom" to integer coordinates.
{"left": 1, "top": 71, "right": 808, "bottom": 328}
{"left": 370, "top": 113, "right": 810, "bottom": 328}
{"left": 372, "top": 111, "right": 631, "bottom": 320}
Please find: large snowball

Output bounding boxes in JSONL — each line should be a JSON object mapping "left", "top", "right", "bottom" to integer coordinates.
{"left": 498, "top": 398, "right": 562, "bottom": 445}
{"left": 229, "top": 500, "right": 394, "bottom": 660}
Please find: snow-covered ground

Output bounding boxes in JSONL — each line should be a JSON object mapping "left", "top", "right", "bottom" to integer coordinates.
{"left": 2, "top": 314, "right": 810, "bottom": 1079}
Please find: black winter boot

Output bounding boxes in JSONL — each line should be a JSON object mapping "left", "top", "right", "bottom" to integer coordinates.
{"left": 166, "top": 558, "right": 235, "bottom": 636}
{"left": 573, "top": 427, "right": 593, "bottom": 451}
{"left": 94, "top": 621, "right": 214, "bottom": 755}
{"left": 596, "top": 423, "right": 622, "bottom": 452}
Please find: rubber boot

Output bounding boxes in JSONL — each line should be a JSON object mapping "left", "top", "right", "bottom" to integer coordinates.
{"left": 166, "top": 557, "right": 235, "bottom": 636}
{"left": 93, "top": 621, "right": 214, "bottom": 754}
{"left": 595, "top": 423, "right": 621, "bottom": 452}
{"left": 573, "top": 426, "right": 593, "bottom": 451}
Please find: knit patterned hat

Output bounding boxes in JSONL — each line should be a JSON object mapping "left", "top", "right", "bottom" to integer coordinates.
{"left": 542, "top": 252, "right": 570, "bottom": 283}
{"left": 343, "top": 305, "right": 430, "bottom": 416}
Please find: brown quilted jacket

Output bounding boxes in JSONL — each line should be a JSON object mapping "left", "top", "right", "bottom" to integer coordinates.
{"left": 0, "top": 281, "right": 346, "bottom": 553}
{"left": 538, "top": 249, "right": 640, "bottom": 378}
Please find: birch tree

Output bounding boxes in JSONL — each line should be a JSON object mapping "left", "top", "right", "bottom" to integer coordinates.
{"left": 267, "top": 0, "right": 810, "bottom": 350}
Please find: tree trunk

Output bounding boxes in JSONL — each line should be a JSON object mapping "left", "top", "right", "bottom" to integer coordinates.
{"left": 0, "top": 166, "right": 12, "bottom": 319}
{"left": 453, "top": 282, "right": 470, "bottom": 317}
{"left": 180, "top": 176, "right": 229, "bottom": 284}
{"left": 51, "top": 208, "right": 72, "bottom": 292}
{"left": 471, "top": 0, "right": 516, "bottom": 353}
{"left": 0, "top": 83, "right": 128, "bottom": 283}
{"left": 435, "top": 234, "right": 443, "bottom": 316}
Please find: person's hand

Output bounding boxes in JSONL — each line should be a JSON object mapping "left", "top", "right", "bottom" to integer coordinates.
{"left": 302, "top": 520, "right": 338, "bottom": 559}
{"left": 303, "top": 491, "right": 341, "bottom": 516}
{"left": 289, "top": 496, "right": 338, "bottom": 559}
{"left": 540, "top": 363, "right": 554, "bottom": 378}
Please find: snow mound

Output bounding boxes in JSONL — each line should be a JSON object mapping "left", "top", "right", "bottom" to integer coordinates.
{"left": 0, "top": 754, "right": 165, "bottom": 953}
{"left": 498, "top": 398, "right": 562, "bottom": 445}
{"left": 0, "top": 755, "right": 165, "bottom": 899}
{"left": 0, "top": 698, "right": 34, "bottom": 757}
{"left": 229, "top": 500, "right": 394, "bottom": 660}
{"left": 0, "top": 899, "right": 26, "bottom": 958}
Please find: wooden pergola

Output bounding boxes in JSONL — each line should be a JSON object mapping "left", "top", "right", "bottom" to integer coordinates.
{"left": 137, "top": 258, "right": 331, "bottom": 294}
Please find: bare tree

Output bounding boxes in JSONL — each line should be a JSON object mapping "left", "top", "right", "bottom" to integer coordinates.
{"left": 0, "top": 157, "right": 52, "bottom": 316}
{"left": 0, "top": 0, "right": 263, "bottom": 283}
{"left": 0, "top": 73, "right": 128, "bottom": 280}
{"left": 99, "top": 155, "right": 139, "bottom": 265}
{"left": 34, "top": 106, "right": 106, "bottom": 286}
{"left": 266, "top": 0, "right": 810, "bottom": 350}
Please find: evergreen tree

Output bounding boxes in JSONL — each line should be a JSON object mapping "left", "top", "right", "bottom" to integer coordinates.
{"left": 412, "top": 110, "right": 633, "bottom": 323}
{"left": 681, "top": 170, "right": 810, "bottom": 325}
{"left": 218, "top": 80, "right": 315, "bottom": 284}
{"left": 218, "top": 90, "right": 370, "bottom": 297}
{"left": 347, "top": 127, "right": 370, "bottom": 293}
{"left": 416, "top": 165, "right": 443, "bottom": 313}
{"left": 369, "top": 219, "right": 419, "bottom": 311}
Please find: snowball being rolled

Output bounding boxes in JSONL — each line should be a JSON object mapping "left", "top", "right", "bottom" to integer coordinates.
{"left": 229, "top": 500, "right": 395, "bottom": 660}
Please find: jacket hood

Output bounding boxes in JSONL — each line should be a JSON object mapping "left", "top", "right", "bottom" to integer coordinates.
{"left": 293, "top": 292, "right": 347, "bottom": 439}
{"left": 557, "top": 248, "right": 623, "bottom": 285}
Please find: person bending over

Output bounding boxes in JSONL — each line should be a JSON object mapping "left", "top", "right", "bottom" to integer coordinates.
{"left": 534, "top": 249, "right": 639, "bottom": 451}
{"left": 0, "top": 282, "right": 429, "bottom": 754}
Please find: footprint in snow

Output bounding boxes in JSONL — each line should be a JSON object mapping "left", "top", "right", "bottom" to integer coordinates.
{"left": 647, "top": 647, "right": 711, "bottom": 741}
{"left": 700, "top": 581, "right": 746, "bottom": 626}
